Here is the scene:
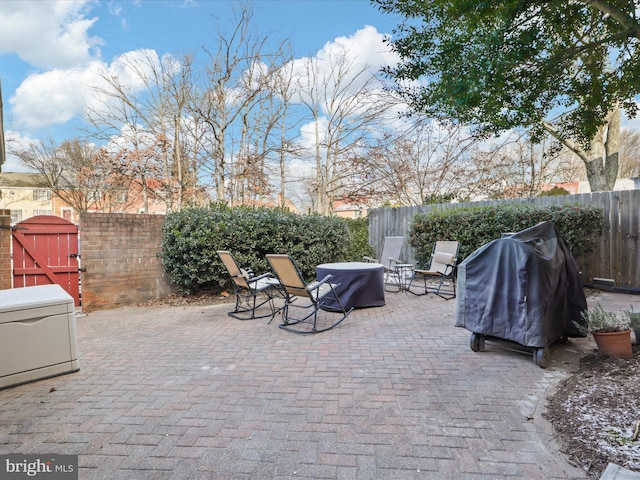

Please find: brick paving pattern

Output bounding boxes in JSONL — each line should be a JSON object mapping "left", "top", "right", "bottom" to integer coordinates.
{"left": 1, "top": 289, "right": 636, "bottom": 479}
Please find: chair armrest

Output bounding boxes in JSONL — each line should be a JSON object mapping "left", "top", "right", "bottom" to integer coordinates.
{"left": 388, "top": 257, "right": 407, "bottom": 267}
{"left": 362, "top": 256, "right": 378, "bottom": 263}
{"left": 307, "top": 274, "right": 334, "bottom": 292}
{"left": 246, "top": 272, "right": 272, "bottom": 284}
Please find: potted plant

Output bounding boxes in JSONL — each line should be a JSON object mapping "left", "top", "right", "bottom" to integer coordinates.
{"left": 575, "top": 304, "right": 633, "bottom": 359}
{"left": 623, "top": 305, "right": 640, "bottom": 344}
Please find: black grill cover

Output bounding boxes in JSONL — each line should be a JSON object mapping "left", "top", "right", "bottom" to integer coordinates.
{"left": 455, "top": 221, "right": 587, "bottom": 347}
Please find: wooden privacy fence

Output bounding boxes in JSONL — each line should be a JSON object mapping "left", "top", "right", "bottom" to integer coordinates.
{"left": 367, "top": 190, "right": 640, "bottom": 291}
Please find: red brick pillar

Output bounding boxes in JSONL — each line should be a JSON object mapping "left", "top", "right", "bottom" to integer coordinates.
{"left": 0, "top": 209, "right": 12, "bottom": 290}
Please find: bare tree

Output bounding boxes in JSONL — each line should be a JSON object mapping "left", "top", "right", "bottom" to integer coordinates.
{"left": 231, "top": 47, "right": 295, "bottom": 205}
{"left": 619, "top": 128, "right": 640, "bottom": 179}
{"left": 109, "top": 134, "right": 172, "bottom": 213}
{"left": 470, "top": 132, "right": 586, "bottom": 200}
{"left": 296, "top": 56, "right": 324, "bottom": 213}
{"left": 297, "top": 51, "right": 394, "bottom": 214}
{"left": 269, "top": 61, "right": 305, "bottom": 208}
{"left": 190, "top": 3, "right": 292, "bottom": 205}
{"left": 86, "top": 50, "right": 196, "bottom": 211}
{"left": 363, "top": 119, "right": 480, "bottom": 205}
{"left": 164, "top": 54, "right": 196, "bottom": 210}
{"left": 13, "top": 138, "right": 127, "bottom": 213}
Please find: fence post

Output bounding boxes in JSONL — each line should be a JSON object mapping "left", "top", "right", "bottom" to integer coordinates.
{"left": 0, "top": 209, "right": 12, "bottom": 290}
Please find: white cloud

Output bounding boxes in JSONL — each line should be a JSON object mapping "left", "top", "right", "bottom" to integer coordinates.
{"left": 316, "top": 25, "right": 397, "bottom": 74}
{"left": 10, "top": 63, "right": 101, "bottom": 129}
{"left": 0, "top": 0, "right": 103, "bottom": 69}
{"left": 2, "top": 130, "right": 38, "bottom": 172}
{"left": 10, "top": 49, "right": 176, "bottom": 131}
{"left": 290, "top": 26, "right": 399, "bottom": 107}
{"left": 5, "top": 16, "right": 398, "bottom": 148}
{"left": 101, "top": 49, "right": 181, "bottom": 96}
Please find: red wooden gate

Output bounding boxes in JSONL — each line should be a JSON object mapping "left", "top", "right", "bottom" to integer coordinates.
{"left": 12, "top": 216, "right": 80, "bottom": 306}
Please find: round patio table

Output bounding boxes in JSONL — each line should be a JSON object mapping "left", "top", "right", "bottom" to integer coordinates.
{"left": 316, "top": 262, "right": 385, "bottom": 311}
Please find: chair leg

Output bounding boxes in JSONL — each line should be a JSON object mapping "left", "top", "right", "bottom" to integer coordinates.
{"left": 432, "top": 275, "right": 456, "bottom": 300}
{"left": 266, "top": 293, "right": 278, "bottom": 324}
{"left": 278, "top": 287, "right": 353, "bottom": 335}
{"left": 266, "top": 285, "right": 286, "bottom": 324}
{"left": 228, "top": 287, "right": 280, "bottom": 320}
{"left": 384, "top": 269, "right": 402, "bottom": 293}
{"left": 407, "top": 272, "right": 428, "bottom": 296}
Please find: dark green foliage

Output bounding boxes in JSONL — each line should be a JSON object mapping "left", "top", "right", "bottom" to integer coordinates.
{"left": 423, "top": 192, "right": 457, "bottom": 205}
{"left": 374, "top": 0, "right": 640, "bottom": 149}
{"left": 160, "top": 205, "right": 356, "bottom": 294}
{"left": 538, "top": 186, "right": 570, "bottom": 197}
{"left": 345, "top": 217, "right": 375, "bottom": 261}
{"left": 409, "top": 203, "right": 603, "bottom": 266}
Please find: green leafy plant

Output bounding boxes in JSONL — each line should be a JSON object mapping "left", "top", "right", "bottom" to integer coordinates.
{"left": 344, "top": 217, "right": 374, "bottom": 261}
{"left": 574, "top": 304, "right": 630, "bottom": 335}
{"left": 538, "top": 186, "right": 570, "bottom": 197}
{"left": 160, "top": 205, "right": 359, "bottom": 294}
{"left": 409, "top": 203, "right": 603, "bottom": 266}
{"left": 623, "top": 306, "right": 640, "bottom": 331}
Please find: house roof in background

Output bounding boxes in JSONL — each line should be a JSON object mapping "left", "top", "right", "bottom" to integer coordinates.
{"left": 332, "top": 197, "right": 375, "bottom": 212}
{"left": 0, "top": 172, "right": 47, "bottom": 188}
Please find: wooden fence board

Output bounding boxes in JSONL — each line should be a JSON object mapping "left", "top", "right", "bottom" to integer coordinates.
{"left": 367, "top": 190, "right": 640, "bottom": 290}
{"left": 629, "top": 192, "right": 640, "bottom": 287}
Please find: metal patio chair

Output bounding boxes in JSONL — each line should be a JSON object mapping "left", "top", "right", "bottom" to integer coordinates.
{"left": 363, "top": 236, "right": 410, "bottom": 291}
{"left": 266, "top": 254, "right": 353, "bottom": 334}
{"left": 217, "top": 250, "right": 281, "bottom": 320}
{"left": 408, "top": 241, "right": 460, "bottom": 300}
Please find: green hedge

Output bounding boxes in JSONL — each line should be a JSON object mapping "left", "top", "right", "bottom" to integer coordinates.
{"left": 345, "top": 217, "right": 375, "bottom": 261}
{"left": 409, "top": 203, "right": 603, "bottom": 266}
{"left": 160, "top": 205, "right": 371, "bottom": 294}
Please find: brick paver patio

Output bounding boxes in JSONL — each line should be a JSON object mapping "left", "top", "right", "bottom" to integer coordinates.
{"left": 1, "top": 289, "right": 634, "bottom": 479}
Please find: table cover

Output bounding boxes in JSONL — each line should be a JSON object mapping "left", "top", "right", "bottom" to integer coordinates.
{"left": 316, "top": 262, "right": 385, "bottom": 310}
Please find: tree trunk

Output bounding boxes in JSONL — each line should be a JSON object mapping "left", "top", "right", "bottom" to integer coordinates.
{"left": 314, "top": 116, "right": 323, "bottom": 214}
{"left": 583, "top": 131, "right": 608, "bottom": 192}
{"left": 604, "top": 104, "right": 620, "bottom": 190}
{"left": 543, "top": 105, "right": 620, "bottom": 192}
{"left": 279, "top": 120, "right": 286, "bottom": 208}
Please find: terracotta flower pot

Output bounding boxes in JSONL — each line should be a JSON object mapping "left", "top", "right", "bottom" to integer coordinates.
{"left": 592, "top": 330, "right": 633, "bottom": 359}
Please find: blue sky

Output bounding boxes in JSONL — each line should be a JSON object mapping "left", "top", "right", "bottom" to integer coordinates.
{"left": 0, "top": 0, "right": 402, "bottom": 171}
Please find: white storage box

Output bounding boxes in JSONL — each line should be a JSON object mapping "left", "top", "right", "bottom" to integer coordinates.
{"left": 0, "top": 284, "right": 79, "bottom": 389}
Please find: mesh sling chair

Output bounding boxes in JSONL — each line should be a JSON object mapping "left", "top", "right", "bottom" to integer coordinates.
{"left": 266, "top": 254, "right": 353, "bottom": 334}
{"left": 217, "top": 250, "right": 281, "bottom": 320}
{"left": 363, "top": 236, "right": 409, "bottom": 291}
{"left": 408, "top": 241, "right": 460, "bottom": 300}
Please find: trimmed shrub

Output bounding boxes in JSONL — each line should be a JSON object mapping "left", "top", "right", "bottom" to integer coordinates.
{"left": 345, "top": 217, "right": 375, "bottom": 261}
{"left": 161, "top": 205, "right": 357, "bottom": 294}
{"left": 538, "top": 186, "right": 570, "bottom": 197}
{"left": 409, "top": 203, "right": 603, "bottom": 266}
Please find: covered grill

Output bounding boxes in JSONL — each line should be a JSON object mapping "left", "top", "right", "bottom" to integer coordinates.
{"left": 455, "top": 221, "right": 587, "bottom": 367}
